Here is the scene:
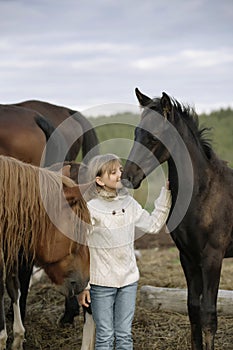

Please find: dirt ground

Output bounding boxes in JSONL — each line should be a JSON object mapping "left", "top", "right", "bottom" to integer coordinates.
{"left": 5, "top": 232, "right": 233, "bottom": 349}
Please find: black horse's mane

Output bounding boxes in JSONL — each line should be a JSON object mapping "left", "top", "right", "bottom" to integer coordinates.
{"left": 150, "top": 96, "right": 213, "bottom": 160}
{"left": 171, "top": 98, "right": 213, "bottom": 159}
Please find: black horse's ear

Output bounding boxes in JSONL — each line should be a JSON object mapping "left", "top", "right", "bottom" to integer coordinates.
{"left": 161, "top": 92, "right": 172, "bottom": 119}
{"left": 135, "top": 88, "right": 153, "bottom": 107}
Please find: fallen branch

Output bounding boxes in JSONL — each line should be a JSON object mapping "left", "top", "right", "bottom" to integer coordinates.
{"left": 140, "top": 286, "right": 233, "bottom": 315}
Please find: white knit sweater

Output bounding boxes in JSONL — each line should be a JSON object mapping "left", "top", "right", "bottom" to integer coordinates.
{"left": 87, "top": 187, "right": 171, "bottom": 288}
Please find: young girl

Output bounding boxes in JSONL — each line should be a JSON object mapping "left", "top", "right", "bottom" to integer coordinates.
{"left": 78, "top": 153, "right": 171, "bottom": 350}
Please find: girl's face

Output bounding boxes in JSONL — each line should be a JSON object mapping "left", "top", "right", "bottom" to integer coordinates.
{"left": 96, "top": 162, "right": 123, "bottom": 192}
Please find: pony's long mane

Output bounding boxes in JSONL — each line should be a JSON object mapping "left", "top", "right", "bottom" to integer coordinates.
{"left": 0, "top": 156, "right": 90, "bottom": 270}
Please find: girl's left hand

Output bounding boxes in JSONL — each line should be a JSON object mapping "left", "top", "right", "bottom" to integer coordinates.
{"left": 77, "top": 289, "right": 91, "bottom": 308}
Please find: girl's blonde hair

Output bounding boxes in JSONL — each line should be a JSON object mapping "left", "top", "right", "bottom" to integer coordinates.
{"left": 87, "top": 154, "right": 121, "bottom": 182}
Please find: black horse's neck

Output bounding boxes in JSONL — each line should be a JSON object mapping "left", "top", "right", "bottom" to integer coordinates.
{"left": 167, "top": 122, "right": 212, "bottom": 208}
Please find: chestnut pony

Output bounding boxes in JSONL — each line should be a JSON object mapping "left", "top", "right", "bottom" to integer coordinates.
{"left": 0, "top": 102, "right": 96, "bottom": 328}
{"left": 11, "top": 100, "right": 99, "bottom": 324}
{"left": 0, "top": 104, "right": 74, "bottom": 323}
{"left": 122, "top": 88, "right": 233, "bottom": 350}
{"left": 0, "top": 155, "right": 90, "bottom": 350}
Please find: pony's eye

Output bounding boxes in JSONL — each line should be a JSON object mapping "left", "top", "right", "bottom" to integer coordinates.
{"left": 68, "top": 199, "right": 77, "bottom": 207}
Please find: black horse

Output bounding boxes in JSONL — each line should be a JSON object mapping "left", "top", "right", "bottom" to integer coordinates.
{"left": 122, "top": 88, "right": 233, "bottom": 350}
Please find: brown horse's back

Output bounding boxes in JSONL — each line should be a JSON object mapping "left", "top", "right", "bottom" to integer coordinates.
{"left": 0, "top": 105, "right": 47, "bottom": 165}
{"left": 15, "top": 100, "right": 84, "bottom": 160}
{"left": 15, "top": 100, "right": 74, "bottom": 127}
{"left": 14, "top": 100, "right": 100, "bottom": 162}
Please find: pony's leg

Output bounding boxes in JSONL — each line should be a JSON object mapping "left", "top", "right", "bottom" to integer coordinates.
{"left": 18, "top": 253, "right": 33, "bottom": 322}
{"left": 0, "top": 258, "right": 7, "bottom": 350}
{"left": 8, "top": 252, "right": 33, "bottom": 323}
{"left": 81, "top": 306, "right": 95, "bottom": 350}
{"left": 6, "top": 267, "right": 25, "bottom": 350}
{"left": 201, "top": 249, "right": 223, "bottom": 350}
{"left": 180, "top": 253, "right": 203, "bottom": 350}
{"left": 59, "top": 295, "right": 80, "bottom": 326}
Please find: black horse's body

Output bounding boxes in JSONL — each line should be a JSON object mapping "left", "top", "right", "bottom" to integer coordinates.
{"left": 122, "top": 88, "right": 233, "bottom": 350}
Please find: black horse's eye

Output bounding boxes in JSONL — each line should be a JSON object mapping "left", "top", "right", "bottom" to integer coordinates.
{"left": 150, "top": 134, "right": 158, "bottom": 143}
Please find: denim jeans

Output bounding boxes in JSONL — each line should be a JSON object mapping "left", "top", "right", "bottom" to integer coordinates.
{"left": 90, "top": 281, "right": 138, "bottom": 350}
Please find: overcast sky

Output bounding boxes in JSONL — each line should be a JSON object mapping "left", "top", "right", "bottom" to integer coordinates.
{"left": 1, "top": 0, "right": 233, "bottom": 116}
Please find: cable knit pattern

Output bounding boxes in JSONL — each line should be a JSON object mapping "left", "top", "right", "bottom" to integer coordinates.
{"left": 87, "top": 187, "right": 171, "bottom": 288}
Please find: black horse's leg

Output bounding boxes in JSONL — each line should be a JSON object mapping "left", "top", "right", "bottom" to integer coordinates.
{"left": 0, "top": 256, "right": 7, "bottom": 350}
{"left": 201, "top": 249, "right": 223, "bottom": 350}
{"left": 180, "top": 253, "right": 203, "bottom": 350}
{"left": 6, "top": 263, "right": 25, "bottom": 350}
{"left": 59, "top": 295, "right": 80, "bottom": 326}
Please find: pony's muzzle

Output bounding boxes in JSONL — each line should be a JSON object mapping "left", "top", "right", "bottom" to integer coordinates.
{"left": 68, "top": 276, "right": 89, "bottom": 296}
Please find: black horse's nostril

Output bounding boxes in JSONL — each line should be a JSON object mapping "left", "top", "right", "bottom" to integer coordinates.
{"left": 121, "top": 178, "right": 133, "bottom": 188}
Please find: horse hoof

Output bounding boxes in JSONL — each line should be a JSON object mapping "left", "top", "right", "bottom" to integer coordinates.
{"left": 11, "top": 334, "right": 25, "bottom": 350}
{"left": 58, "top": 314, "right": 75, "bottom": 328}
{"left": 0, "top": 329, "right": 7, "bottom": 350}
{"left": 59, "top": 295, "right": 80, "bottom": 327}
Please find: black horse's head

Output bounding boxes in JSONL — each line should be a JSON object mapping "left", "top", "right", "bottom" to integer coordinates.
{"left": 122, "top": 88, "right": 174, "bottom": 189}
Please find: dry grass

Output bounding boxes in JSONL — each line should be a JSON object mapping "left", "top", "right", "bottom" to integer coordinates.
{"left": 5, "top": 237, "right": 233, "bottom": 349}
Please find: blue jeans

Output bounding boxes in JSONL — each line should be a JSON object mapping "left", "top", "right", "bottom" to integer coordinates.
{"left": 90, "top": 282, "right": 138, "bottom": 350}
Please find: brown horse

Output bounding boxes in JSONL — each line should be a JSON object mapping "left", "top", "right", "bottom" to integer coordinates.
{"left": 9, "top": 100, "right": 99, "bottom": 325}
{"left": 0, "top": 155, "right": 91, "bottom": 350}
{"left": 122, "top": 88, "right": 233, "bottom": 350}
{"left": 0, "top": 104, "right": 68, "bottom": 167}
{"left": 0, "top": 104, "right": 89, "bottom": 325}
{"left": 14, "top": 99, "right": 100, "bottom": 163}
{"left": 0, "top": 104, "right": 73, "bottom": 324}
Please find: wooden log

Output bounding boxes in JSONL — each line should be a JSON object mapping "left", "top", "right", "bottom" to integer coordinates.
{"left": 140, "top": 286, "right": 233, "bottom": 315}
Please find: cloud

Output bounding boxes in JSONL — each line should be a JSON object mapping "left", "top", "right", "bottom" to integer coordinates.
{"left": 183, "top": 49, "right": 233, "bottom": 68}
{"left": 0, "top": 0, "right": 233, "bottom": 113}
{"left": 133, "top": 48, "right": 233, "bottom": 71}
{"left": 132, "top": 56, "right": 177, "bottom": 70}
